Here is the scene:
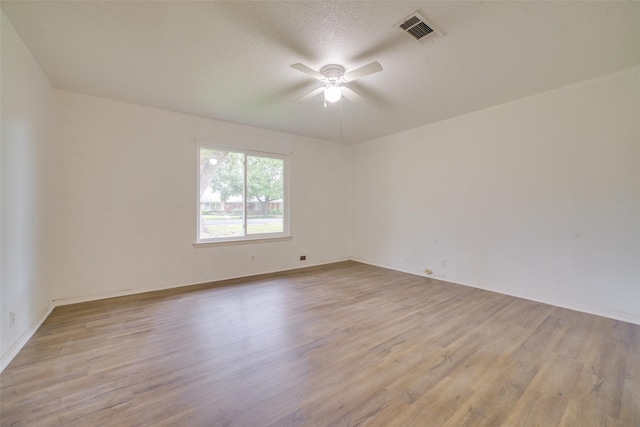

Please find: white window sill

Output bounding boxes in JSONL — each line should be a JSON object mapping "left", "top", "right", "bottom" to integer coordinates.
{"left": 193, "top": 235, "right": 293, "bottom": 248}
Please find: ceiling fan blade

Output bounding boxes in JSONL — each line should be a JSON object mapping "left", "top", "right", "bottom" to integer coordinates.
{"left": 294, "top": 86, "right": 325, "bottom": 103}
{"left": 291, "top": 63, "right": 325, "bottom": 80}
{"left": 343, "top": 61, "right": 383, "bottom": 82}
{"left": 341, "top": 87, "right": 364, "bottom": 104}
{"left": 348, "top": 81, "right": 391, "bottom": 107}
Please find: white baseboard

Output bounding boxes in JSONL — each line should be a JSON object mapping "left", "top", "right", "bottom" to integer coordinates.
{"left": 5, "top": 256, "right": 634, "bottom": 376}
{"left": 1, "top": 258, "right": 350, "bottom": 374}
{"left": 447, "top": 276, "right": 640, "bottom": 326}
{"left": 349, "top": 257, "right": 640, "bottom": 326}
{"left": 54, "top": 257, "right": 351, "bottom": 306}
{"left": 0, "top": 301, "right": 55, "bottom": 373}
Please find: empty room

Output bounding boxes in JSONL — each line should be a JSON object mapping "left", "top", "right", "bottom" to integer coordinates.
{"left": 1, "top": 1, "right": 639, "bottom": 426}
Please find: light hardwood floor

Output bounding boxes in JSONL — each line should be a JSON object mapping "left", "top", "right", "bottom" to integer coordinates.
{"left": 1, "top": 261, "right": 639, "bottom": 426}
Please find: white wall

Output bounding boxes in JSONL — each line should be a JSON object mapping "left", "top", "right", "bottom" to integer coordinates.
{"left": 1, "top": 12, "right": 57, "bottom": 365}
{"left": 54, "top": 91, "right": 351, "bottom": 302}
{"left": 352, "top": 66, "right": 640, "bottom": 324}
{"left": 2, "top": 9, "right": 638, "bottom": 374}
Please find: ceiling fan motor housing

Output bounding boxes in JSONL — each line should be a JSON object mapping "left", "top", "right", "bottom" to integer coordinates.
{"left": 290, "top": 61, "right": 381, "bottom": 104}
{"left": 320, "top": 64, "right": 345, "bottom": 83}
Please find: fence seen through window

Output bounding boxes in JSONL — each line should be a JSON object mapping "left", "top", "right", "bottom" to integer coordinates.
{"left": 198, "top": 147, "right": 287, "bottom": 241}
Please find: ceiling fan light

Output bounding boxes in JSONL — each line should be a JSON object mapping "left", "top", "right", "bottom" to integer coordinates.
{"left": 324, "top": 84, "right": 342, "bottom": 103}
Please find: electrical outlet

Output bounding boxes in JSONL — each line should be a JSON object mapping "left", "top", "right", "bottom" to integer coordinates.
{"left": 300, "top": 255, "right": 306, "bottom": 261}
{"left": 9, "top": 312, "right": 15, "bottom": 327}
{"left": 251, "top": 255, "right": 255, "bottom": 262}
{"left": 441, "top": 259, "right": 447, "bottom": 268}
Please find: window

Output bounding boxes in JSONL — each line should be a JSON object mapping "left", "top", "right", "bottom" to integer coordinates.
{"left": 198, "top": 145, "right": 289, "bottom": 243}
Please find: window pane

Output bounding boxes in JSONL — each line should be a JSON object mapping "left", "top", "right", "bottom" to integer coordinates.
{"left": 199, "top": 149, "right": 244, "bottom": 239}
{"left": 246, "top": 155, "right": 284, "bottom": 235}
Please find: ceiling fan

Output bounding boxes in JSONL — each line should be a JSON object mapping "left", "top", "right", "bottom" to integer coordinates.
{"left": 290, "top": 61, "right": 383, "bottom": 104}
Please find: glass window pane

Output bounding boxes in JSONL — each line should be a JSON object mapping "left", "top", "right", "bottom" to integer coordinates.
{"left": 199, "top": 149, "right": 244, "bottom": 239}
{"left": 246, "top": 155, "right": 284, "bottom": 235}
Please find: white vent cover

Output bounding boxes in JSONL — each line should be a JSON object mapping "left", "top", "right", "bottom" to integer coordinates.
{"left": 396, "top": 11, "right": 442, "bottom": 43}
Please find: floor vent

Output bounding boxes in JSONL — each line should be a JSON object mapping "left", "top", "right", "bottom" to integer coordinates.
{"left": 397, "top": 11, "right": 441, "bottom": 43}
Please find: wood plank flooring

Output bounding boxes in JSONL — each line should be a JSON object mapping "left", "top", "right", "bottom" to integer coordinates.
{"left": 1, "top": 261, "right": 639, "bottom": 426}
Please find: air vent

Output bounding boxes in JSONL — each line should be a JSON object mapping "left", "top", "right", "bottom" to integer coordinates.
{"left": 399, "top": 16, "right": 421, "bottom": 31}
{"left": 396, "top": 11, "right": 442, "bottom": 43}
{"left": 406, "top": 21, "right": 433, "bottom": 40}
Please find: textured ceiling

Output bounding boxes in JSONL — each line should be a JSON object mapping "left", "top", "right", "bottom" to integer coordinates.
{"left": 2, "top": 1, "right": 639, "bottom": 144}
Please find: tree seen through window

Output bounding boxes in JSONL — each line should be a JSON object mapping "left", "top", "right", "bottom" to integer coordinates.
{"left": 198, "top": 147, "right": 286, "bottom": 240}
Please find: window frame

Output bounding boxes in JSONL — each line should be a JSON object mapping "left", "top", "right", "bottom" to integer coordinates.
{"left": 195, "top": 144, "right": 290, "bottom": 245}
